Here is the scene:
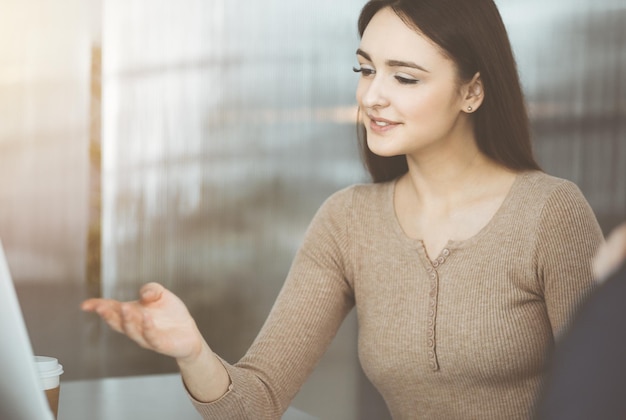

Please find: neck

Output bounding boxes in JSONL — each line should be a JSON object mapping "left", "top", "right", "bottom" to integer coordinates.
{"left": 404, "top": 140, "right": 499, "bottom": 203}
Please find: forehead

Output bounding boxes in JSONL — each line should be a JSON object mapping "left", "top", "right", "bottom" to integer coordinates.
{"left": 359, "top": 7, "right": 450, "bottom": 65}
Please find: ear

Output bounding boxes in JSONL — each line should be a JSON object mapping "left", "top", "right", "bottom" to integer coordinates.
{"left": 462, "top": 72, "right": 484, "bottom": 113}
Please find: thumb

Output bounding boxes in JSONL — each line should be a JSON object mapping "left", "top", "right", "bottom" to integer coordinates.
{"left": 139, "top": 282, "right": 165, "bottom": 303}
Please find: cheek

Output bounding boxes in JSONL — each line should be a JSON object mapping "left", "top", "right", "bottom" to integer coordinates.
{"left": 355, "top": 81, "right": 366, "bottom": 105}
{"left": 402, "top": 90, "right": 454, "bottom": 119}
{"left": 398, "top": 96, "right": 432, "bottom": 119}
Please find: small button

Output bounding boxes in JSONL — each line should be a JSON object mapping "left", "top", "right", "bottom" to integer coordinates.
{"left": 427, "top": 267, "right": 434, "bottom": 273}
{"left": 427, "top": 339, "right": 434, "bottom": 347}
{"left": 430, "top": 273, "right": 437, "bottom": 279}
{"left": 437, "top": 256, "right": 445, "bottom": 264}
{"left": 430, "top": 362, "right": 437, "bottom": 370}
{"left": 427, "top": 319, "right": 433, "bottom": 327}
{"left": 427, "top": 329, "right": 434, "bottom": 338}
{"left": 442, "top": 249, "right": 450, "bottom": 257}
{"left": 433, "top": 260, "right": 439, "bottom": 268}
{"left": 428, "top": 350, "right": 434, "bottom": 358}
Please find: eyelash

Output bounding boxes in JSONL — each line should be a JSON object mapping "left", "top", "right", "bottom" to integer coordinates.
{"left": 352, "top": 66, "right": 375, "bottom": 77}
{"left": 395, "top": 76, "right": 419, "bottom": 85}
{"left": 352, "top": 67, "right": 419, "bottom": 85}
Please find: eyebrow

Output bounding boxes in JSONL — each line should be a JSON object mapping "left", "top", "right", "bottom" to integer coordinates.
{"left": 356, "top": 48, "right": 430, "bottom": 73}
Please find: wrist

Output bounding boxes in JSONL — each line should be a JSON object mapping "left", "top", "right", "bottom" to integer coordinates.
{"left": 176, "top": 341, "right": 230, "bottom": 403}
{"left": 176, "top": 338, "right": 210, "bottom": 368}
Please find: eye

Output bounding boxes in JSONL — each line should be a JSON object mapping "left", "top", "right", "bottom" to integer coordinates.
{"left": 395, "top": 75, "right": 419, "bottom": 85}
{"left": 353, "top": 66, "right": 375, "bottom": 77}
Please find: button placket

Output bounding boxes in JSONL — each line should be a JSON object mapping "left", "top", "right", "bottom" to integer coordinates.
{"left": 427, "top": 268, "right": 439, "bottom": 371}
{"left": 425, "top": 248, "right": 450, "bottom": 372}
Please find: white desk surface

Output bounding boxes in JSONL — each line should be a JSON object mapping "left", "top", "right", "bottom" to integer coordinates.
{"left": 59, "top": 373, "right": 317, "bottom": 420}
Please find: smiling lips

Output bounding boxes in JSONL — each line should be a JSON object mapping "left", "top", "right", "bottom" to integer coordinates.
{"left": 367, "top": 115, "right": 401, "bottom": 132}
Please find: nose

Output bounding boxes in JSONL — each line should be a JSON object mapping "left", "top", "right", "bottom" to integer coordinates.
{"left": 358, "top": 75, "right": 389, "bottom": 109}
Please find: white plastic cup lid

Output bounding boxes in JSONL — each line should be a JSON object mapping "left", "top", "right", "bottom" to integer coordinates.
{"left": 35, "top": 356, "right": 64, "bottom": 379}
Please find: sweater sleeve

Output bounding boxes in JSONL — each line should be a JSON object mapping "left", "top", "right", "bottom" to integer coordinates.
{"left": 189, "top": 187, "right": 356, "bottom": 419}
{"left": 535, "top": 180, "right": 604, "bottom": 337}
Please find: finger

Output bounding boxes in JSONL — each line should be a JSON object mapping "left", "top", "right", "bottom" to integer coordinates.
{"left": 81, "top": 298, "right": 105, "bottom": 312}
{"left": 141, "top": 312, "right": 162, "bottom": 349}
{"left": 120, "top": 303, "right": 142, "bottom": 339}
{"left": 139, "top": 282, "right": 165, "bottom": 304}
{"left": 593, "top": 223, "right": 626, "bottom": 281}
{"left": 612, "top": 224, "right": 626, "bottom": 258}
{"left": 120, "top": 303, "right": 151, "bottom": 349}
{"left": 95, "top": 301, "right": 125, "bottom": 334}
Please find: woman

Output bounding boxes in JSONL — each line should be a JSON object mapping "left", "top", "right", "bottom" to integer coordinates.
{"left": 82, "top": 0, "right": 603, "bottom": 418}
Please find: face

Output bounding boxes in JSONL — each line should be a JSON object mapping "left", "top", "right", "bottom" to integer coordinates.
{"left": 355, "top": 7, "right": 473, "bottom": 159}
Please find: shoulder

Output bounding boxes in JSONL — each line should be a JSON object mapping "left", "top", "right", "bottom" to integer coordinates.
{"left": 320, "top": 181, "right": 393, "bottom": 213}
{"left": 524, "top": 171, "right": 603, "bottom": 260}
{"left": 515, "top": 171, "right": 595, "bottom": 220}
{"left": 510, "top": 171, "right": 602, "bottom": 257}
{"left": 517, "top": 171, "right": 586, "bottom": 201}
{"left": 307, "top": 181, "right": 394, "bottom": 240}
{"left": 299, "top": 183, "right": 393, "bottom": 266}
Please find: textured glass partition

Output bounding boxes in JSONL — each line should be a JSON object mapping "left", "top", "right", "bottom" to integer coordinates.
{"left": 101, "top": 0, "right": 365, "bottom": 299}
{"left": 100, "top": 1, "right": 366, "bottom": 418}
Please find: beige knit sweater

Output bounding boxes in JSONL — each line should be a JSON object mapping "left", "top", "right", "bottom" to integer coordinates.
{"left": 190, "top": 171, "right": 603, "bottom": 419}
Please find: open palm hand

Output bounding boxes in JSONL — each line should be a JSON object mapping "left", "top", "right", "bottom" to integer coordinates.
{"left": 82, "top": 282, "right": 204, "bottom": 361}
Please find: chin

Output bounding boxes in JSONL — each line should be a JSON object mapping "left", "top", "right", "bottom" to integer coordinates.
{"left": 366, "top": 137, "right": 405, "bottom": 158}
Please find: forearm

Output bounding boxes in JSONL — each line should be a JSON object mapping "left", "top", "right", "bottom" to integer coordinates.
{"left": 177, "top": 341, "right": 230, "bottom": 403}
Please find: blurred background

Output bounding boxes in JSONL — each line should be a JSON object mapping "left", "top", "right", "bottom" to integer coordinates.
{"left": 0, "top": 0, "right": 624, "bottom": 418}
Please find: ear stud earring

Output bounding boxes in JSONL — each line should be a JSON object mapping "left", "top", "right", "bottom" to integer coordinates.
{"left": 467, "top": 106, "right": 473, "bottom": 112}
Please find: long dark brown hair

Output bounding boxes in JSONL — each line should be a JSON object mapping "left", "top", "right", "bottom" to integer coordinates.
{"left": 356, "top": 0, "right": 541, "bottom": 183}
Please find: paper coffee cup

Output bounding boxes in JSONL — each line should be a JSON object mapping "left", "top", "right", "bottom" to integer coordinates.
{"left": 35, "top": 356, "right": 64, "bottom": 419}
